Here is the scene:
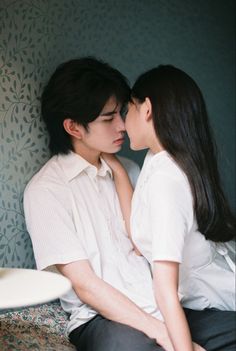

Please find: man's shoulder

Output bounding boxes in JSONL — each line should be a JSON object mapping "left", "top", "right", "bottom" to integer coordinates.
{"left": 25, "top": 155, "right": 66, "bottom": 194}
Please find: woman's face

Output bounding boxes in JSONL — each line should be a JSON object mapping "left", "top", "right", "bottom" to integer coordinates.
{"left": 125, "top": 99, "right": 148, "bottom": 151}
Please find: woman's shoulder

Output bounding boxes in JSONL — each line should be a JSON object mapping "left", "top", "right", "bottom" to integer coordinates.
{"left": 148, "top": 151, "right": 188, "bottom": 185}
{"left": 143, "top": 152, "right": 192, "bottom": 208}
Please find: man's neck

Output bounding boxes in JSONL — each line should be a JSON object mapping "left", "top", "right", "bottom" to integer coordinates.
{"left": 73, "top": 142, "right": 101, "bottom": 169}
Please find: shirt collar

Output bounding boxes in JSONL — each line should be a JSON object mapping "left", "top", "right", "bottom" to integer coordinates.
{"left": 98, "top": 157, "right": 113, "bottom": 178}
{"left": 57, "top": 152, "right": 112, "bottom": 182}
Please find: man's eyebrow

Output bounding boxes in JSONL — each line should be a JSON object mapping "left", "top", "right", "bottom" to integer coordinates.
{"left": 100, "top": 109, "right": 117, "bottom": 116}
{"left": 100, "top": 103, "right": 119, "bottom": 117}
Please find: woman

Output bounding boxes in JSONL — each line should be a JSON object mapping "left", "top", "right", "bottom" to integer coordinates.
{"left": 104, "top": 65, "right": 236, "bottom": 351}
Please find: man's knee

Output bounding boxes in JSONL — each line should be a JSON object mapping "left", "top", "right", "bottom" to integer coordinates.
{"left": 98, "top": 319, "right": 161, "bottom": 351}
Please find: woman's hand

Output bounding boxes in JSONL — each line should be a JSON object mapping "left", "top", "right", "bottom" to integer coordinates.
{"left": 101, "top": 153, "right": 124, "bottom": 174}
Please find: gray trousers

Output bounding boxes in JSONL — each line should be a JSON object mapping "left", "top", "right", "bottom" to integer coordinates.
{"left": 69, "top": 309, "right": 236, "bottom": 351}
{"left": 185, "top": 308, "right": 236, "bottom": 351}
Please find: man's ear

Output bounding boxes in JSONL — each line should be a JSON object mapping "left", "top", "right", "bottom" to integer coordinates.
{"left": 63, "top": 119, "right": 83, "bottom": 139}
{"left": 144, "top": 97, "right": 153, "bottom": 121}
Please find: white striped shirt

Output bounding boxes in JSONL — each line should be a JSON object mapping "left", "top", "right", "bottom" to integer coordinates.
{"left": 24, "top": 151, "right": 162, "bottom": 334}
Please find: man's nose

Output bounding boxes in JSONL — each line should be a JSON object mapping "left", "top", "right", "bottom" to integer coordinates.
{"left": 116, "top": 114, "right": 126, "bottom": 131}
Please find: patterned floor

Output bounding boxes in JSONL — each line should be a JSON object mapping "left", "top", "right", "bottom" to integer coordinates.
{"left": 0, "top": 301, "right": 75, "bottom": 351}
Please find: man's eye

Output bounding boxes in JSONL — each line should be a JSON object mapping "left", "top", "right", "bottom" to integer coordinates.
{"left": 103, "top": 116, "right": 114, "bottom": 122}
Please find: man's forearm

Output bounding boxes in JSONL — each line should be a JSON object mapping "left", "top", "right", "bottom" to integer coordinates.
{"left": 57, "top": 260, "right": 172, "bottom": 350}
{"left": 74, "top": 269, "right": 173, "bottom": 350}
{"left": 82, "top": 274, "right": 152, "bottom": 330}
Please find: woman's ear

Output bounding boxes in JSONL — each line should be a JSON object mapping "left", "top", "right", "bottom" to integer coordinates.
{"left": 63, "top": 119, "right": 83, "bottom": 139}
{"left": 144, "top": 97, "right": 152, "bottom": 121}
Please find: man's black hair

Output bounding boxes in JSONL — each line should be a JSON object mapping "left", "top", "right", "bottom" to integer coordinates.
{"left": 41, "top": 57, "right": 130, "bottom": 154}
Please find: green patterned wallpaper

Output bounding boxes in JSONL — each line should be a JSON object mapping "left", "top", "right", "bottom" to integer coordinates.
{"left": 0, "top": 0, "right": 235, "bottom": 267}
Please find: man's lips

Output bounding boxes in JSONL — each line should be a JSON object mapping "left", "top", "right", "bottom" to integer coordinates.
{"left": 113, "top": 137, "right": 125, "bottom": 145}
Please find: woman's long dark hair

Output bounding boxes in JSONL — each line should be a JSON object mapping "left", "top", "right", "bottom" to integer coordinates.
{"left": 132, "top": 65, "right": 235, "bottom": 242}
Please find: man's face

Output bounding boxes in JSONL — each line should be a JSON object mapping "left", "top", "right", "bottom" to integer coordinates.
{"left": 80, "top": 96, "right": 126, "bottom": 154}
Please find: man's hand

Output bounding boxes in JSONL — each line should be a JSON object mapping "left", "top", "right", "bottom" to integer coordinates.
{"left": 153, "top": 321, "right": 174, "bottom": 351}
{"left": 193, "top": 342, "right": 206, "bottom": 351}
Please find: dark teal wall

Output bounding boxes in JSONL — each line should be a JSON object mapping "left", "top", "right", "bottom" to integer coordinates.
{"left": 114, "top": 0, "right": 235, "bottom": 211}
{"left": 98, "top": 0, "right": 235, "bottom": 210}
{"left": 42, "top": 0, "right": 235, "bottom": 209}
{"left": 0, "top": 0, "right": 235, "bottom": 267}
{"left": 2, "top": 0, "right": 236, "bottom": 209}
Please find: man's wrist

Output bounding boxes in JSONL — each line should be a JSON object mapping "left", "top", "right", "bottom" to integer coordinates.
{"left": 142, "top": 315, "right": 161, "bottom": 340}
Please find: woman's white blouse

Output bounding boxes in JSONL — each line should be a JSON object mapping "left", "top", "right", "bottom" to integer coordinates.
{"left": 131, "top": 150, "right": 235, "bottom": 311}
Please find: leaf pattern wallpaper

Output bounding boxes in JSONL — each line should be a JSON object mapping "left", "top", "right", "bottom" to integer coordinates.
{"left": 0, "top": 0, "right": 235, "bottom": 268}
{"left": 0, "top": 1, "right": 53, "bottom": 267}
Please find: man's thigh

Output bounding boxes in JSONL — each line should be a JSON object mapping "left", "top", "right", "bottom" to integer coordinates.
{"left": 184, "top": 308, "right": 236, "bottom": 351}
{"left": 69, "top": 315, "right": 164, "bottom": 351}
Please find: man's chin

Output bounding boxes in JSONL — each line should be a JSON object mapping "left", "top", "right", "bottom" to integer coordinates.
{"left": 110, "top": 145, "right": 123, "bottom": 153}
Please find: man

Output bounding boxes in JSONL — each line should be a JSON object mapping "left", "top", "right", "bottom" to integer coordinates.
{"left": 23, "top": 57, "right": 173, "bottom": 351}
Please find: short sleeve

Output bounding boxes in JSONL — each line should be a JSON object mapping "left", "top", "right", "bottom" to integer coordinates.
{"left": 23, "top": 184, "right": 88, "bottom": 270}
{"left": 147, "top": 173, "right": 192, "bottom": 263}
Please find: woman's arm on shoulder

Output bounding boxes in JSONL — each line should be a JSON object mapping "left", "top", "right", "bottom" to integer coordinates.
{"left": 101, "top": 153, "right": 140, "bottom": 254}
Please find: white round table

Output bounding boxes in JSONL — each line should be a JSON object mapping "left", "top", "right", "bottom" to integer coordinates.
{"left": 0, "top": 268, "right": 71, "bottom": 309}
